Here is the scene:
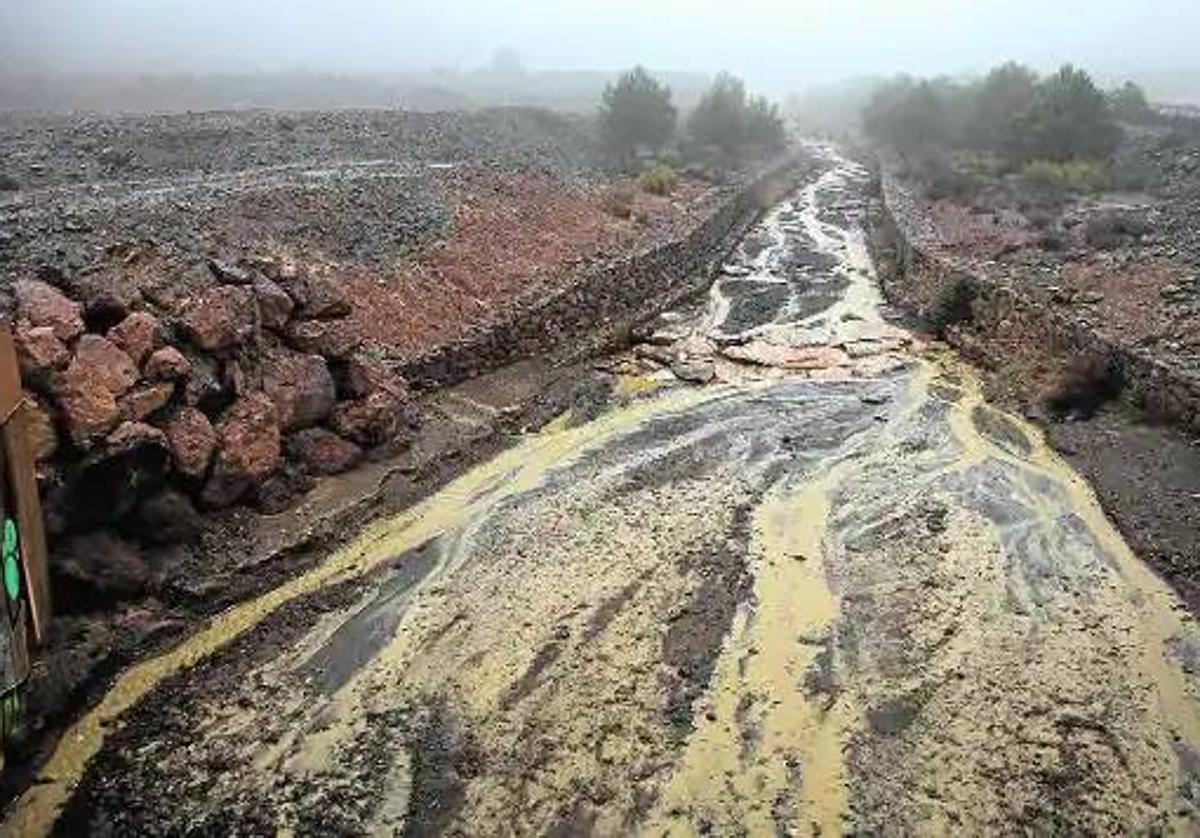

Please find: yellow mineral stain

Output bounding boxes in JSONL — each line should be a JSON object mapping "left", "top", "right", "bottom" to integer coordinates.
{"left": 4, "top": 384, "right": 717, "bottom": 838}
{"left": 931, "top": 350, "right": 1200, "bottom": 823}
{"left": 646, "top": 466, "right": 855, "bottom": 835}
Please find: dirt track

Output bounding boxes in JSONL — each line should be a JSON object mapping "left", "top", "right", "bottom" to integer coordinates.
{"left": 8, "top": 145, "right": 1200, "bottom": 836}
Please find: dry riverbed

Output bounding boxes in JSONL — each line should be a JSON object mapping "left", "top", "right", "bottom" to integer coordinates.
{"left": 7, "top": 145, "right": 1200, "bottom": 836}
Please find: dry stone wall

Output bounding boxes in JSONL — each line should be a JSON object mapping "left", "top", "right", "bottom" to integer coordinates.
{"left": 400, "top": 155, "right": 804, "bottom": 386}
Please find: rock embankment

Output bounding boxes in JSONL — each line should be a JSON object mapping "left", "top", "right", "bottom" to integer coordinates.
{"left": 871, "top": 168, "right": 1200, "bottom": 435}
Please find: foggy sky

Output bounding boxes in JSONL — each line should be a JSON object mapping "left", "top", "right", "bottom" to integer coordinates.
{"left": 3, "top": 0, "right": 1198, "bottom": 95}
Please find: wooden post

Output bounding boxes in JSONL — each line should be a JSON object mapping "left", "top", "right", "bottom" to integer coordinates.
{"left": 0, "top": 328, "right": 50, "bottom": 645}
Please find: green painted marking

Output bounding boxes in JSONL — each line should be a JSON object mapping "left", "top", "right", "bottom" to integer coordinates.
{"left": 3, "top": 520, "right": 19, "bottom": 601}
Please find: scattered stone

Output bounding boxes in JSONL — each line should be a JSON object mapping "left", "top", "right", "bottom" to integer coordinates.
{"left": 635, "top": 344, "right": 676, "bottom": 367}
{"left": 178, "top": 285, "right": 258, "bottom": 351}
{"left": 287, "top": 427, "right": 363, "bottom": 475}
{"left": 253, "top": 274, "right": 294, "bottom": 331}
{"left": 261, "top": 349, "right": 336, "bottom": 431}
{"left": 670, "top": 359, "right": 716, "bottom": 384}
{"left": 15, "top": 278, "right": 84, "bottom": 342}
{"left": 107, "top": 311, "right": 160, "bottom": 365}
{"left": 330, "top": 390, "right": 404, "bottom": 446}
{"left": 201, "top": 393, "right": 281, "bottom": 508}
{"left": 285, "top": 319, "right": 361, "bottom": 360}
{"left": 144, "top": 346, "right": 192, "bottom": 381}
{"left": 207, "top": 258, "right": 252, "bottom": 285}
{"left": 120, "top": 382, "right": 175, "bottom": 421}
{"left": 163, "top": 407, "right": 217, "bottom": 479}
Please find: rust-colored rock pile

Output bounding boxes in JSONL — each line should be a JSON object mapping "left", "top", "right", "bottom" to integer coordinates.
{"left": 12, "top": 256, "right": 417, "bottom": 554}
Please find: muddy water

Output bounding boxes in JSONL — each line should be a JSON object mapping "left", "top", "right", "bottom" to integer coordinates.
{"left": 10, "top": 145, "right": 1200, "bottom": 836}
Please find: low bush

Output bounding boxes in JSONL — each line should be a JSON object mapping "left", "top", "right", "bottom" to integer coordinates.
{"left": 0, "top": 173, "right": 18, "bottom": 192}
{"left": 1083, "top": 212, "right": 1151, "bottom": 249}
{"left": 1042, "top": 353, "right": 1124, "bottom": 420}
{"left": 1021, "top": 159, "right": 1109, "bottom": 195}
{"left": 657, "top": 148, "right": 683, "bottom": 169}
{"left": 600, "top": 186, "right": 635, "bottom": 219}
{"left": 927, "top": 275, "right": 977, "bottom": 336}
{"left": 639, "top": 164, "right": 678, "bottom": 196}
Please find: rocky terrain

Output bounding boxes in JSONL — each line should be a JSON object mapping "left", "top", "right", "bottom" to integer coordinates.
{"left": 9, "top": 146, "right": 1200, "bottom": 836}
{"left": 872, "top": 123, "right": 1200, "bottom": 619}
{"left": 0, "top": 106, "right": 755, "bottom": 784}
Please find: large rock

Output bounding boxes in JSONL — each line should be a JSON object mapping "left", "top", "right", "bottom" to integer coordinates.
{"left": 201, "top": 393, "right": 281, "bottom": 508}
{"left": 107, "top": 311, "right": 160, "bottom": 365}
{"left": 16, "top": 323, "right": 69, "bottom": 388}
{"left": 15, "top": 279, "right": 84, "bottom": 342}
{"left": 163, "top": 407, "right": 216, "bottom": 479}
{"left": 285, "top": 319, "right": 361, "bottom": 360}
{"left": 331, "top": 390, "right": 406, "bottom": 447}
{"left": 207, "top": 258, "right": 252, "bottom": 285}
{"left": 56, "top": 336, "right": 139, "bottom": 449}
{"left": 335, "top": 350, "right": 409, "bottom": 400}
{"left": 75, "top": 272, "right": 142, "bottom": 332}
{"left": 178, "top": 285, "right": 258, "bottom": 352}
{"left": 144, "top": 346, "right": 192, "bottom": 381}
{"left": 253, "top": 274, "right": 294, "bottom": 331}
{"left": 50, "top": 421, "right": 170, "bottom": 531}
{"left": 261, "top": 349, "right": 335, "bottom": 431}
{"left": 277, "top": 268, "right": 351, "bottom": 320}
{"left": 287, "top": 427, "right": 362, "bottom": 475}
{"left": 70, "top": 334, "right": 138, "bottom": 396}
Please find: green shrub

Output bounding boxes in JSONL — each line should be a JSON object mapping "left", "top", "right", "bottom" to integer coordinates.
{"left": 639, "top": 164, "right": 678, "bottom": 196}
{"left": 1021, "top": 159, "right": 1109, "bottom": 195}
{"left": 600, "top": 187, "right": 635, "bottom": 219}
{"left": 657, "top": 148, "right": 683, "bottom": 168}
{"left": 0, "top": 173, "right": 18, "bottom": 192}
{"left": 927, "top": 275, "right": 977, "bottom": 336}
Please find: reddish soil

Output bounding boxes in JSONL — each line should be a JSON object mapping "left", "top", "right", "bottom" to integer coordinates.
{"left": 340, "top": 166, "right": 705, "bottom": 356}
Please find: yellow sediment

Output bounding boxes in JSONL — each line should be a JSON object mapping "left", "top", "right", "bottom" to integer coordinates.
{"left": 3, "top": 382, "right": 717, "bottom": 838}
{"left": 645, "top": 474, "right": 853, "bottom": 834}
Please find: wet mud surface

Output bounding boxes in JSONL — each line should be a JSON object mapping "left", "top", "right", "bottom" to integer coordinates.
{"left": 9, "top": 144, "right": 1200, "bottom": 835}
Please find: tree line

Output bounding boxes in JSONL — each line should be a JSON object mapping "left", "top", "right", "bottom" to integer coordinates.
{"left": 862, "top": 62, "right": 1154, "bottom": 165}
{"left": 597, "top": 67, "right": 786, "bottom": 166}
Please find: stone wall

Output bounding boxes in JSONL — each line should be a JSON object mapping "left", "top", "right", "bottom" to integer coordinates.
{"left": 400, "top": 155, "right": 804, "bottom": 386}
{"left": 871, "top": 170, "right": 1200, "bottom": 435}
